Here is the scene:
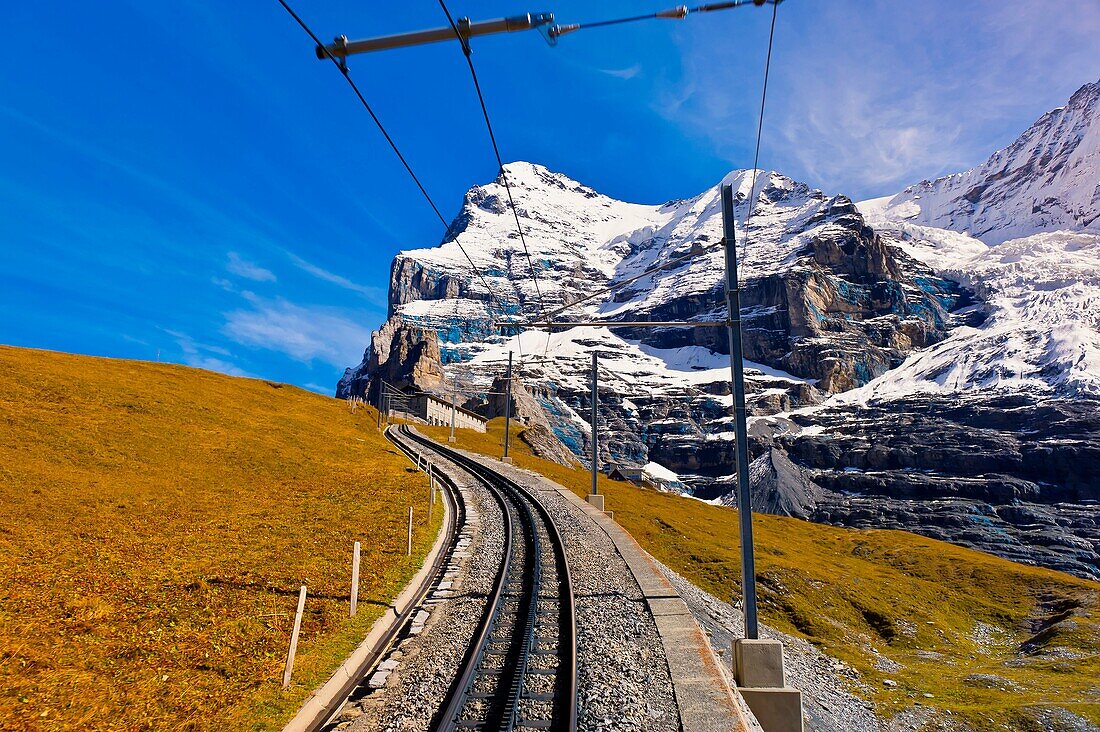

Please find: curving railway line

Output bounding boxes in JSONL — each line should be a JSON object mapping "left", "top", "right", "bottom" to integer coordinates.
{"left": 394, "top": 425, "right": 578, "bottom": 732}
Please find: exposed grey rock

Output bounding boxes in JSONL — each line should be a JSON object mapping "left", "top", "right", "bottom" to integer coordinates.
{"left": 337, "top": 317, "right": 446, "bottom": 402}
{"left": 767, "top": 393, "right": 1100, "bottom": 579}
{"left": 520, "top": 422, "right": 579, "bottom": 468}
{"left": 718, "top": 447, "right": 823, "bottom": 520}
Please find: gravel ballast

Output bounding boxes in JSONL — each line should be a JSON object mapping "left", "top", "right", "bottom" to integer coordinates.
{"left": 508, "top": 475, "right": 681, "bottom": 731}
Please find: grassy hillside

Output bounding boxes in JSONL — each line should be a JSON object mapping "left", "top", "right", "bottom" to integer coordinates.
{"left": 421, "top": 421, "right": 1100, "bottom": 730}
{"left": 0, "top": 347, "right": 440, "bottom": 731}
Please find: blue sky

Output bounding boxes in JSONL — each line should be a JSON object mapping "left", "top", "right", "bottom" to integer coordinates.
{"left": 2, "top": 1, "right": 1097, "bottom": 393}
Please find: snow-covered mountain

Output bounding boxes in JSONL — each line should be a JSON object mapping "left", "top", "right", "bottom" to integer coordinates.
{"left": 346, "top": 162, "right": 958, "bottom": 398}
{"left": 339, "top": 81, "right": 1100, "bottom": 578}
{"left": 862, "top": 80, "right": 1100, "bottom": 244}
{"left": 833, "top": 230, "right": 1100, "bottom": 401}
{"left": 847, "top": 80, "right": 1100, "bottom": 402}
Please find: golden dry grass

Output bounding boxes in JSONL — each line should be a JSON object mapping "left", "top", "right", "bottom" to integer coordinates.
{"left": 422, "top": 420, "right": 1100, "bottom": 730}
{"left": 0, "top": 346, "right": 441, "bottom": 731}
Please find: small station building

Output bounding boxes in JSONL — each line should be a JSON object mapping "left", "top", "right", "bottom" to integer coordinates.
{"left": 407, "top": 391, "right": 487, "bottom": 432}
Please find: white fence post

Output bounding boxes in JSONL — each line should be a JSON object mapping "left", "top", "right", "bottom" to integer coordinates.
{"left": 282, "top": 585, "right": 307, "bottom": 689}
{"left": 407, "top": 506, "right": 413, "bottom": 556}
{"left": 350, "top": 542, "right": 361, "bottom": 617}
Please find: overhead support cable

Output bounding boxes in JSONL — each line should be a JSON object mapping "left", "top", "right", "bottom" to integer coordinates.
{"left": 437, "top": 0, "right": 550, "bottom": 321}
{"left": 311, "top": 2, "right": 779, "bottom": 58}
{"left": 533, "top": 241, "right": 723, "bottom": 322}
{"left": 518, "top": 320, "right": 728, "bottom": 329}
{"left": 275, "top": 0, "right": 510, "bottom": 324}
{"left": 742, "top": 0, "right": 779, "bottom": 262}
{"left": 548, "top": 0, "right": 782, "bottom": 40}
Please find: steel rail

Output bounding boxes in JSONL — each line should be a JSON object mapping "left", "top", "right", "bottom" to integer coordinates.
{"left": 400, "top": 425, "right": 518, "bottom": 732}
{"left": 399, "top": 426, "right": 577, "bottom": 731}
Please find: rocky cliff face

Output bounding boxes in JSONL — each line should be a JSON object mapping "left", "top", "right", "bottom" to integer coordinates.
{"left": 345, "top": 163, "right": 960, "bottom": 391}
{"left": 337, "top": 317, "right": 446, "bottom": 403}
{"left": 765, "top": 393, "right": 1100, "bottom": 578}
{"left": 340, "top": 82, "right": 1100, "bottom": 579}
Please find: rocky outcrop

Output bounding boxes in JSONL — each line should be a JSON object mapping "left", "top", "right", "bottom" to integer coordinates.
{"left": 761, "top": 393, "right": 1100, "bottom": 579}
{"left": 389, "top": 256, "right": 473, "bottom": 315}
{"left": 778, "top": 394, "right": 1100, "bottom": 501}
{"left": 479, "top": 373, "right": 578, "bottom": 467}
{"left": 614, "top": 191, "right": 961, "bottom": 393}
{"left": 520, "top": 423, "right": 580, "bottom": 468}
{"left": 336, "top": 317, "right": 446, "bottom": 402}
{"left": 718, "top": 447, "right": 823, "bottom": 521}
{"left": 483, "top": 374, "right": 549, "bottom": 425}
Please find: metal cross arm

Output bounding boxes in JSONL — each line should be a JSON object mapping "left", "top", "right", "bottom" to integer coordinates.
{"left": 315, "top": 13, "right": 555, "bottom": 58}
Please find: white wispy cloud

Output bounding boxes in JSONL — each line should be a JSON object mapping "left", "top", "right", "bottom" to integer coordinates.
{"left": 226, "top": 251, "right": 276, "bottom": 282}
{"left": 656, "top": 0, "right": 1100, "bottom": 199}
{"left": 285, "top": 251, "right": 387, "bottom": 305}
{"left": 165, "top": 329, "right": 252, "bottom": 378}
{"left": 221, "top": 294, "right": 373, "bottom": 368}
{"left": 600, "top": 64, "right": 642, "bottom": 80}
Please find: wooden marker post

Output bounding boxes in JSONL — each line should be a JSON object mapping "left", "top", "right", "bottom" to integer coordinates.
{"left": 406, "top": 506, "right": 413, "bottom": 556}
{"left": 350, "top": 542, "right": 361, "bottom": 617}
{"left": 428, "top": 469, "right": 433, "bottom": 521}
{"left": 282, "top": 585, "right": 307, "bottom": 689}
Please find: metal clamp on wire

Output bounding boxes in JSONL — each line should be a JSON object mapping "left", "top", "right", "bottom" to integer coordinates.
{"left": 334, "top": 35, "right": 348, "bottom": 71}
{"left": 457, "top": 17, "right": 473, "bottom": 56}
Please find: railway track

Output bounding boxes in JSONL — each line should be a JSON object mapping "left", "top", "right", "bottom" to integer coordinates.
{"left": 396, "top": 425, "right": 578, "bottom": 732}
{"left": 308, "top": 428, "right": 467, "bottom": 732}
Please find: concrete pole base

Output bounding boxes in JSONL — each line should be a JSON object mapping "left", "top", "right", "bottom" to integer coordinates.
{"left": 448, "top": 436, "right": 456, "bottom": 443}
{"left": 734, "top": 639, "right": 804, "bottom": 732}
{"left": 501, "top": 456, "right": 513, "bottom": 464}
{"left": 585, "top": 493, "right": 605, "bottom": 511}
{"left": 738, "top": 688, "right": 804, "bottom": 732}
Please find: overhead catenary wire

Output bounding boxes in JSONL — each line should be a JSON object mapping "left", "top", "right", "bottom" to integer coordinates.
{"left": 549, "top": 0, "right": 781, "bottom": 39}
{"left": 279, "top": 0, "right": 781, "bottom": 367}
{"left": 527, "top": 0, "right": 779, "bottom": 318}
{"left": 518, "top": 241, "right": 721, "bottom": 324}
{"left": 549, "top": 1, "right": 777, "bottom": 37}
{"left": 535, "top": 0, "right": 779, "bottom": 313}
{"left": 741, "top": 0, "right": 779, "bottom": 263}
{"left": 274, "top": 0, "right": 511, "bottom": 326}
{"left": 437, "top": 0, "right": 550, "bottom": 322}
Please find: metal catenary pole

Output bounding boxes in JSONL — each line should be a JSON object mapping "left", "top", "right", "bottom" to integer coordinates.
{"left": 503, "top": 351, "right": 513, "bottom": 459}
{"left": 590, "top": 351, "right": 598, "bottom": 496}
{"left": 312, "top": 3, "right": 776, "bottom": 60}
{"left": 721, "top": 183, "right": 759, "bottom": 639}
